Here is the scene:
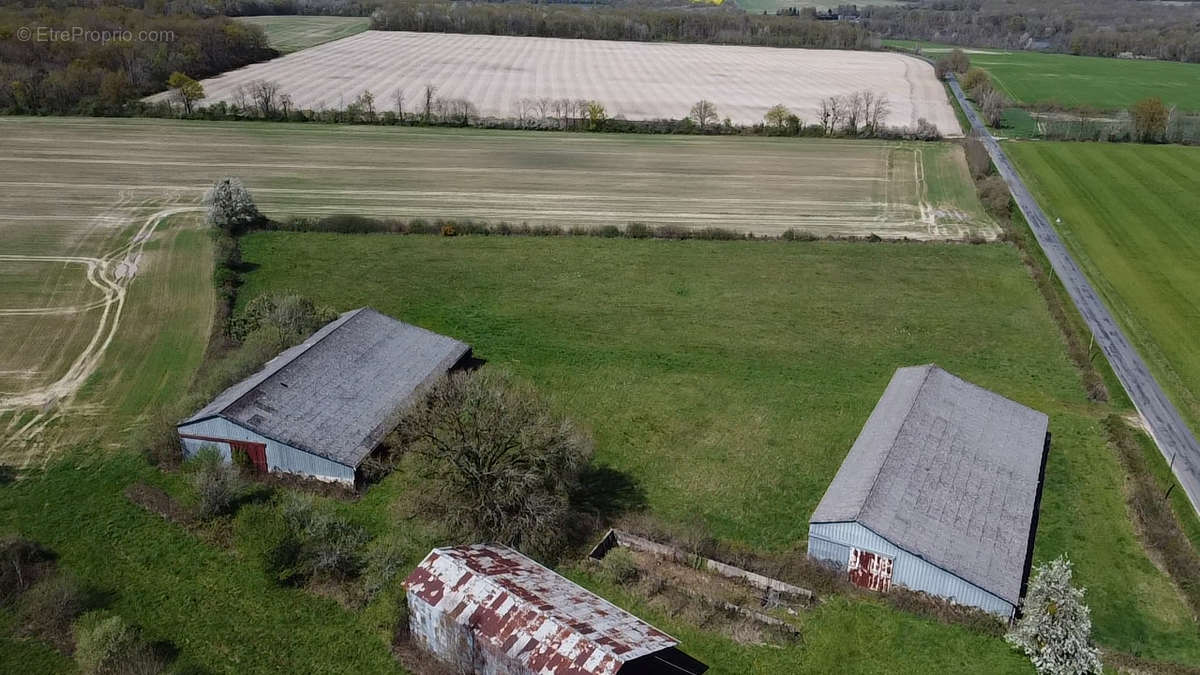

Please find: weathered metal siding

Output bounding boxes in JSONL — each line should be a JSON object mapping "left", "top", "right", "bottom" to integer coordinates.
{"left": 808, "top": 522, "right": 1015, "bottom": 618}
{"left": 177, "top": 417, "right": 355, "bottom": 485}
{"left": 402, "top": 545, "right": 692, "bottom": 675}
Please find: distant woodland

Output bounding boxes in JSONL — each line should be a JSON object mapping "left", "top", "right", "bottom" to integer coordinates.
{"left": 0, "top": 5, "right": 274, "bottom": 114}
{"left": 370, "top": 2, "right": 877, "bottom": 49}
{"left": 860, "top": 0, "right": 1200, "bottom": 63}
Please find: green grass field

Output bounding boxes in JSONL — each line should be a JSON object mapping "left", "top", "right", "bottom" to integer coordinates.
{"left": 232, "top": 234, "right": 1200, "bottom": 666}
{"left": 234, "top": 16, "right": 369, "bottom": 53}
{"left": 1006, "top": 141, "right": 1200, "bottom": 466}
{"left": 886, "top": 40, "right": 1200, "bottom": 110}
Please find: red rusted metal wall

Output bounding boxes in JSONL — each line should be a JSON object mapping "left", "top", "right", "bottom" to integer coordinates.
{"left": 848, "top": 548, "right": 894, "bottom": 592}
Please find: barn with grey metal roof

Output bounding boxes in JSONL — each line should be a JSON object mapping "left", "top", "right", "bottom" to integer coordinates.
{"left": 808, "top": 364, "right": 1050, "bottom": 619}
{"left": 178, "top": 307, "right": 470, "bottom": 485}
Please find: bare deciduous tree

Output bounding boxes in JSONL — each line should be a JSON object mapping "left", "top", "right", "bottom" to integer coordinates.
{"left": 394, "top": 370, "right": 592, "bottom": 559}
{"left": 392, "top": 88, "right": 405, "bottom": 120}
{"left": 422, "top": 83, "right": 437, "bottom": 123}
{"left": 689, "top": 99, "right": 718, "bottom": 129}
{"left": 249, "top": 80, "right": 281, "bottom": 118}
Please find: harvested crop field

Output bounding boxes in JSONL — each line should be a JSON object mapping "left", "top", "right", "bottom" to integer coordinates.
{"left": 0, "top": 117, "right": 994, "bottom": 240}
{"left": 155, "top": 30, "right": 961, "bottom": 135}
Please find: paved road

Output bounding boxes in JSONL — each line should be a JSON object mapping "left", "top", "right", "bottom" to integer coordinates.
{"left": 948, "top": 76, "right": 1200, "bottom": 516}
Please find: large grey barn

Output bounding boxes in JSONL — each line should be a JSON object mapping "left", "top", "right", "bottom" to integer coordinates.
{"left": 177, "top": 307, "right": 470, "bottom": 485}
{"left": 808, "top": 364, "right": 1050, "bottom": 619}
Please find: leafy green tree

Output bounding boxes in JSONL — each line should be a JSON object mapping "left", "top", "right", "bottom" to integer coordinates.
{"left": 586, "top": 100, "right": 607, "bottom": 131}
{"left": 167, "top": 72, "right": 204, "bottom": 115}
{"left": 1130, "top": 97, "right": 1169, "bottom": 143}
{"left": 764, "top": 103, "right": 791, "bottom": 128}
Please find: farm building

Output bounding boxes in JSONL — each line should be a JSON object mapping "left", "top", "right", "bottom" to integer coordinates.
{"left": 403, "top": 544, "right": 709, "bottom": 675}
{"left": 808, "top": 364, "right": 1050, "bottom": 619}
{"left": 177, "top": 307, "right": 470, "bottom": 485}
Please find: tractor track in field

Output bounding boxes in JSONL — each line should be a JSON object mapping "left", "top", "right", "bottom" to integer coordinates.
{"left": 0, "top": 205, "right": 202, "bottom": 466}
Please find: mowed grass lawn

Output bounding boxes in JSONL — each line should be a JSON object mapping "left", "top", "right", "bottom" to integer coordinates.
{"left": 886, "top": 40, "right": 1200, "bottom": 110}
{"left": 1007, "top": 142, "right": 1200, "bottom": 462}
{"left": 234, "top": 15, "right": 369, "bottom": 53}
{"left": 236, "top": 234, "right": 1200, "bottom": 666}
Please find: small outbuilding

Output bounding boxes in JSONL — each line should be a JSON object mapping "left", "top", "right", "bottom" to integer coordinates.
{"left": 177, "top": 307, "right": 470, "bottom": 485}
{"left": 808, "top": 364, "right": 1050, "bottom": 620}
{"left": 403, "top": 544, "right": 709, "bottom": 675}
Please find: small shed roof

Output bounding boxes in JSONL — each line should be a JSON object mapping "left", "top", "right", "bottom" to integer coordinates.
{"left": 810, "top": 364, "right": 1048, "bottom": 606}
{"left": 181, "top": 308, "right": 469, "bottom": 468}
{"left": 403, "top": 544, "right": 684, "bottom": 675}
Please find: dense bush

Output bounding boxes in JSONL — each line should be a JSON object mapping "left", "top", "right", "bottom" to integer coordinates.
{"left": 235, "top": 494, "right": 370, "bottom": 586}
{"left": 183, "top": 446, "right": 248, "bottom": 519}
{"left": 234, "top": 292, "right": 339, "bottom": 342}
{"left": 394, "top": 369, "right": 592, "bottom": 560}
{"left": 74, "top": 613, "right": 166, "bottom": 675}
{"left": 597, "top": 548, "right": 640, "bottom": 586}
{"left": 977, "top": 175, "right": 1012, "bottom": 220}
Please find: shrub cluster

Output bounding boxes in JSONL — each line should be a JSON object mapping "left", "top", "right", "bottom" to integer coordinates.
{"left": 74, "top": 613, "right": 166, "bottom": 675}
{"left": 234, "top": 493, "right": 407, "bottom": 600}
{"left": 184, "top": 446, "right": 249, "bottom": 519}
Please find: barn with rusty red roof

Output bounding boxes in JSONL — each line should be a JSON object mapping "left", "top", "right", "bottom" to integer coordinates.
{"left": 403, "top": 544, "right": 708, "bottom": 675}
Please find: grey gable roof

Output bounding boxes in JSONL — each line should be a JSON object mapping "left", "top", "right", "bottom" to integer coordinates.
{"left": 810, "top": 365, "right": 1048, "bottom": 605}
{"left": 181, "top": 308, "right": 470, "bottom": 468}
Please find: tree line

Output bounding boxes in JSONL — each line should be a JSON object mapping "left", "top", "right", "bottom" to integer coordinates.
{"left": 156, "top": 76, "right": 942, "bottom": 141}
{"left": 860, "top": 0, "right": 1200, "bottom": 63}
{"left": 0, "top": 5, "right": 274, "bottom": 114}
{"left": 370, "top": 1, "right": 877, "bottom": 50}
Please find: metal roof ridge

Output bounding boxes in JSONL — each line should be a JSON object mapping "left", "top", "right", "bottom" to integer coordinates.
{"left": 852, "top": 363, "right": 936, "bottom": 523}
{"left": 216, "top": 307, "right": 369, "bottom": 424}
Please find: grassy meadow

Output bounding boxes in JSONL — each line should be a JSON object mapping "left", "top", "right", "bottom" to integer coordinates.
{"left": 886, "top": 40, "right": 1200, "bottom": 110}
{"left": 233, "top": 233, "right": 1200, "bottom": 666}
{"left": 1006, "top": 141, "right": 1200, "bottom": 466}
{"left": 3, "top": 231, "right": 1199, "bottom": 671}
{"left": 234, "top": 15, "right": 369, "bottom": 53}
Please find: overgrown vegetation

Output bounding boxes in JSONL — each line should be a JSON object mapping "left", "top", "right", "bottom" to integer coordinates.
{"left": 1103, "top": 416, "right": 1200, "bottom": 618}
{"left": 183, "top": 447, "right": 249, "bottom": 520}
{"left": 74, "top": 613, "right": 166, "bottom": 675}
{"left": 392, "top": 369, "right": 593, "bottom": 560}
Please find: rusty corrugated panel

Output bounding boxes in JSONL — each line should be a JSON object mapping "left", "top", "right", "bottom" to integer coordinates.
{"left": 403, "top": 544, "right": 680, "bottom": 675}
{"left": 848, "top": 548, "right": 893, "bottom": 592}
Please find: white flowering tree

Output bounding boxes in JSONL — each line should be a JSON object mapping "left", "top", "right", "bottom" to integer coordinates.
{"left": 1006, "top": 556, "right": 1102, "bottom": 675}
{"left": 205, "top": 177, "right": 263, "bottom": 233}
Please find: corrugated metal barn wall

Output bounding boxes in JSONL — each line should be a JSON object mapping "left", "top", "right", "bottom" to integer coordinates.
{"left": 808, "top": 522, "right": 1015, "bottom": 618}
{"left": 178, "top": 417, "right": 356, "bottom": 485}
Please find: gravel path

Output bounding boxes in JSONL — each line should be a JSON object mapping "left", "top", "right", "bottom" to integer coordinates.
{"left": 948, "top": 75, "right": 1200, "bottom": 516}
